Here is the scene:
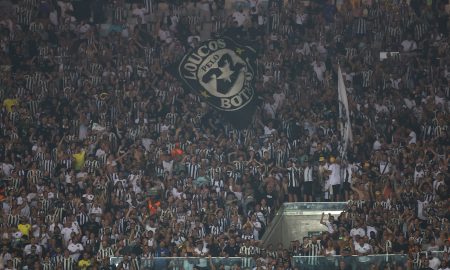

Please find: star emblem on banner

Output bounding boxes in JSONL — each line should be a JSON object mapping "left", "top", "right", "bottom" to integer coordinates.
{"left": 216, "top": 60, "right": 234, "bottom": 83}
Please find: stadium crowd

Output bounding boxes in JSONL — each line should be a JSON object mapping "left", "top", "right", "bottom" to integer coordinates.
{"left": 0, "top": 0, "right": 449, "bottom": 269}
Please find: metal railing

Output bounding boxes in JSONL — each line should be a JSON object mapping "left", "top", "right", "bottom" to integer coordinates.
{"left": 292, "top": 254, "right": 408, "bottom": 270}
{"left": 110, "top": 253, "right": 429, "bottom": 269}
{"left": 110, "top": 257, "right": 253, "bottom": 269}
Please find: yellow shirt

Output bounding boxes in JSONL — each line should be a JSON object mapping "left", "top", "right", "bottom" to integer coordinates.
{"left": 73, "top": 150, "right": 86, "bottom": 170}
{"left": 78, "top": 259, "right": 91, "bottom": 269}
{"left": 18, "top": 223, "right": 31, "bottom": 236}
{"left": 3, "top": 98, "right": 18, "bottom": 112}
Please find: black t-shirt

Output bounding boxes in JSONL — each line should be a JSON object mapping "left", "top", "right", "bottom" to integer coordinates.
{"left": 82, "top": 220, "right": 100, "bottom": 235}
{"left": 215, "top": 0, "right": 225, "bottom": 9}
{"left": 264, "top": 189, "right": 278, "bottom": 208}
{"left": 392, "top": 241, "right": 408, "bottom": 254}
{"left": 52, "top": 233, "right": 64, "bottom": 248}
{"left": 223, "top": 244, "right": 240, "bottom": 257}
{"left": 11, "top": 53, "right": 25, "bottom": 72}
{"left": 208, "top": 243, "right": 221, "bottom": 257}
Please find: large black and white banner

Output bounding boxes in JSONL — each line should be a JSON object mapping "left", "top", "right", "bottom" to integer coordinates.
{"left": 338, "top": 65, "right": 353, "bottom": 159}
{"left": 175, "top": 37, "right": 257, "bottom": 129}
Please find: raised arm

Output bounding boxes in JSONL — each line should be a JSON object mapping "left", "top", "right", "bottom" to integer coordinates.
{"left": 320, "top": 212, "right": 326, "bottom": 225}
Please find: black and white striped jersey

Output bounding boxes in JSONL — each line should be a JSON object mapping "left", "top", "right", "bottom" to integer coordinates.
{"left": 287, "top": 166, "right": 302, "bottom": 188}
{"left": 185, "top": 162, "right": 200, "bottom": 179}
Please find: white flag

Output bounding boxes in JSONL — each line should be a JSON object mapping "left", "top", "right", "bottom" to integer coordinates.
{"left": 338, "top": 65, "right": 352, "bottom": 158}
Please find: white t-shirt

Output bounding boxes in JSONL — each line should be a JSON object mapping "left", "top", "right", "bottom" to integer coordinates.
{"left": 68, "top": 243, "right": 84, "bottom": 253}
{"left": 61, "top": 227, "right": 74, "bottom": 242}
{"left": 263, "top": 126, "right": 276, "bottom": 136}
{"left": 435, "top": 95, "right": 445, "bottom": 106}
{"left": 16, "top": 196, "right": 26, "bottom": 205}
{"left": 0, "top": 163, "right": 13, "bottom": 176}
{"left": 315, "top": 43, "right": 327, "bottom": 55}
{"left": 57, "top": 1, "right": 73, "bottom": 18}
{"left": 273, "top": 92, "right": 285, "bottom": 108}
{"left": 408, "top": 131, "right": 417, "bottom": 144}
{"left": 90, "top": 206, "right": 103, "bottom": 222}
{"left": 141, "top": 138, "right": 153, "bottom": 151}
{"left": 401, "top": 40, "right": 417, "bottom": 52}
{"left": 296, "top": 42, "right": 311, "bottom": 56}
{"left": 169, "top": 15, "right": 179, "bottom": 31}
{"left": 296, "top": 13, "right": 307, "bottom": 25}
{"left": 23, "top": 244, "right": 42, "bottom": 255}
{"left": 158, "top": 29, "right": 170, "bottom": 42}
{"left": 194, "top": 245, "right": 209, "bottom": 256}
{"left": 50, "top": 10, "right": 58, "bottom": 25}
{"left": 324, "top": 221, "right": 336, "bottom": 234}
{"left": 76, "top": 171, "right": 88, "bottom": 180}
{"left": 311, "top": 61, "right": 326, "bottom": 82}
{"left": 12, "top": 231, "right": 23, "bottom": 239}
{"left": 48, "top": 223, "right": 63, "bottom": 233}
{"left": 249, "top": 0, "right": 259, "bottom": 8}
{"left": 95, "top": 148, "right": 106, "bottom": 158}
{"left": 71, "top": 221, "right": 80, "bottom": 234}
{"left": 328, "top": 164, "right": 341, "bottom": 185}
{"left": 171, "top": 188, "right": 183, "bottom": 199}
{"left": 132, "top": 7, "right": 147, "bottom": 21}
{"left": 252, "top": 221, "right": 262, "bottom": 240}
{"left": 414, "top": 168, "right": 424, "bottom": 184}
{"left": 68, "top": 243, "right": 84, "bottom": 260}
{"left": 404, "top": 98, "right": 416, "bottom": 109}
{"left": 429, "top": 257, "right": 441, "bottom": 270}
{"left": 0, "top": 252, "right": 12, "bottom": 263}
{"left": 354, "top": 242, "right": 371, "bottom": 254}
{"left": 366, "top": 226, "right": 377, "bottom": 237}
{"left": 350, "top": 227, "right": 366, "bottom": 239}
{"left": 147, "top": 238, "right": 154, "bottom": 247}
{"left": 163, "top": 160, "right": 173, "bottom": 173}
{"left": 82, "top": 194, "right": 94, "bottom": 202}
{"left": 373, "top": 140, "right": 382, "bottom": 151}
{"left": 263, "top": 103, "right": 277, "bottom": 119}
{"left": 257, "top": 14, "right": 264, "bottom": 25}
{"left": 417, "top": 200, "right": 429, "bottom": 220}
{"left": 375, "top": 103, "right": 389, "bottom": 114}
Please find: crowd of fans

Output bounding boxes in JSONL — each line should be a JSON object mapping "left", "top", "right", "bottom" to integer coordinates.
{"left": 0, "top": 0, "right": 449, "bottom": 269}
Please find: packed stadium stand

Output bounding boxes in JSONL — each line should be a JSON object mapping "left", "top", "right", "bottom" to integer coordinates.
{"left": 0, "top": 0, "right": 449, "bottom": 269}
